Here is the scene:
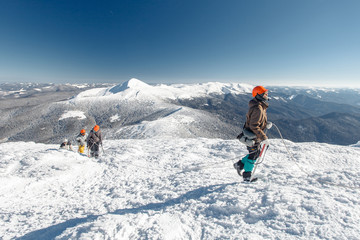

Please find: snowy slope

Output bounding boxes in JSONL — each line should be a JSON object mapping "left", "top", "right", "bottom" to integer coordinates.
{"left": 62, "top": 78, "right": 246, "bottom": 139}
{"left": 1, "top": 139, "right": 360, "bottom": 239}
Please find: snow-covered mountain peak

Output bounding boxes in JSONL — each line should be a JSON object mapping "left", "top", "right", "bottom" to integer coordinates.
{"left": 72, "top": 79, "right": 253, "bottom": 103}
{"left": 109, "top": 78, "right": 151, "bottom": 94}
{"left": 108, "top": 79, "right": 254, "bottom": 100}
{"left": 72, "top": 78, "right": 153, "bottom": 101}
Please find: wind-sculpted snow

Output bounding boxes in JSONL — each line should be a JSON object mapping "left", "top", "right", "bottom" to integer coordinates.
{"left": 1, "top": 139, "right": 359, "bottom": 239}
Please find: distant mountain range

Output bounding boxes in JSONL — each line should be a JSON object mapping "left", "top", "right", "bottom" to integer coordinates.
{"left": 1, "top": 79, "right": 360, "bottom": 145}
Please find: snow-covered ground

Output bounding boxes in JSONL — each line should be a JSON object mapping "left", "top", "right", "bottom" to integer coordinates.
{"left": 59, "top": 111, "right": 87, "bottom": 121}
{"left": 1, "top": 138, "right": 360, "bottom": 239}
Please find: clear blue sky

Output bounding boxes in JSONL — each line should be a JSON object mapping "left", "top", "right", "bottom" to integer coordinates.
{"left": 0, "top": 0, "right": 359, "bottom": 87}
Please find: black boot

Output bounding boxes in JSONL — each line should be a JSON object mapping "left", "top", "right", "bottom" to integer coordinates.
{"left": 243, "top": 171, "right": 251, "bottom": 182}
{"left": 233, "top": 161, "right": 244, "bottom": 176}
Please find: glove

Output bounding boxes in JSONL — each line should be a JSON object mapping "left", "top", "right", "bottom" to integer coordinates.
{"left": 266, "top": 122, "right": 273, "bottom": 129}
{"left": 262, "top": 139, "right": 270, "bottom": 146}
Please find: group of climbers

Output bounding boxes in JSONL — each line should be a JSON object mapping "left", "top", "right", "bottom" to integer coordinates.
{"left": 60, "top": 124, "right": 102, "bottom": 158}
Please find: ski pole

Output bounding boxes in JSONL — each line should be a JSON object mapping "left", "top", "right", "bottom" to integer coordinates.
{"left": 88, "top": 142, "right": 95, "bottom": 157}
{"left": 101, "top": 143, "right": 105, "bottom": 155}
{"left": 250, "top": 143, "right": 269, "bottom": 182}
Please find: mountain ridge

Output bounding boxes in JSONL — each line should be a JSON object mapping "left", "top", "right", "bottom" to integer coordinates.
{"left": 1, "top": 79, "right": 360, "bottom": 145}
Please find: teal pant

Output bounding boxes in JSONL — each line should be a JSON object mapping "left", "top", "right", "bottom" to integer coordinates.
{"left": 241, "top": 155, "right": 257, "bottom": 172}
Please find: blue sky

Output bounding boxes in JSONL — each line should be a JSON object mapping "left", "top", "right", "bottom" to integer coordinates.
{"left": 0, "top": 0, "right": 359, "bottom": 87}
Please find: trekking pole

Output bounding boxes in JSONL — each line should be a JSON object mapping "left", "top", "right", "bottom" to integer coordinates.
{"left": 101, "top": 143, "right": 105, "bottom": 155}
{"left": 88, "top": 142, "right": 95, "bottom": 157}
{"left": 250, "top": 143, "right": 269, "bottom": 182}
{"left": 249, "top": 128, "right": 269, "bottom": 180}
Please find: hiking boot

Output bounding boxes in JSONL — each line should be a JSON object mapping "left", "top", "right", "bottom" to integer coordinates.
{"left": 243, "top": 171, "right": 252, "bottom": 182}
{"left": 233, "top": 161, "right": 244, "bottom": 176}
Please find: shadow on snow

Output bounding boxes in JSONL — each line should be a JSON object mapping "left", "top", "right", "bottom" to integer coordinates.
{"left": 17, "top": 182, "right": 237, "bottom": 240}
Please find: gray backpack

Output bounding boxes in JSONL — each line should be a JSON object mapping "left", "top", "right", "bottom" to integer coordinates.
{"left": 237, "top": 128, "right": 256, "bottom": 147}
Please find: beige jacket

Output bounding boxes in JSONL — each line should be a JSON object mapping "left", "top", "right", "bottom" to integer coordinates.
{"left": 244, "top": 98, "right": 268, "bottom": 142}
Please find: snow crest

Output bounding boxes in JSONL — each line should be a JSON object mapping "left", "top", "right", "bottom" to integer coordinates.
{"left": 109, "top": 78, "right": 152, "bottom": 94}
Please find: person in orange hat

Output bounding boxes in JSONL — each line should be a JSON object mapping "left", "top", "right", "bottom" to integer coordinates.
{"left": 86, "top": 125, "right": 102, "bottom": 158}
{"left": 234, "top": 86, "right": 272, "bottom": 182}
{"left": 76, "top": 129, "right": 87, "bottom": 154}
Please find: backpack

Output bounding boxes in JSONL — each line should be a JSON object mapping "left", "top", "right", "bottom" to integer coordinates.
{"left": 237, "top": 127, "right": 256, "bottom": 147}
